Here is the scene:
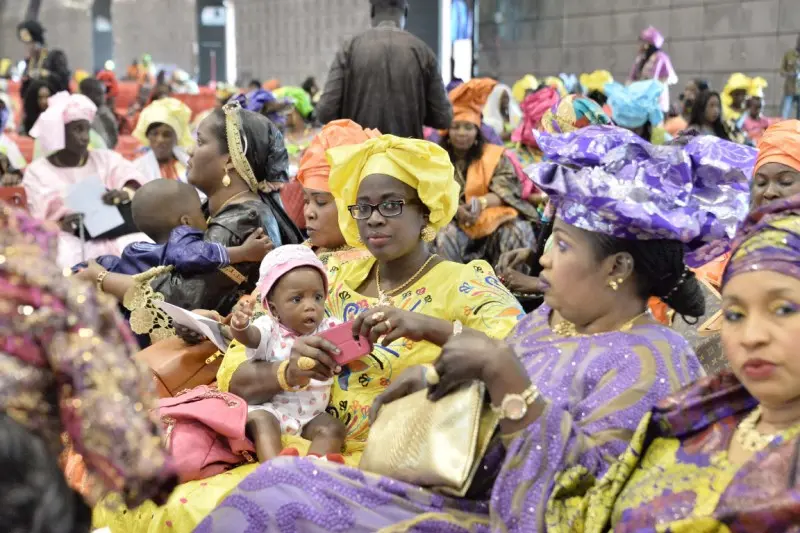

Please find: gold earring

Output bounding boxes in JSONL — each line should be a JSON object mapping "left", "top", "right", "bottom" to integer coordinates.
{"left": 222, "top": 174, "right": 231, "bottom": 187}
{"left": 421, "top": 225, "right": 436, "bottom": 242}
{"left": 608, "top": 277, "right": 624, "bottom": 291}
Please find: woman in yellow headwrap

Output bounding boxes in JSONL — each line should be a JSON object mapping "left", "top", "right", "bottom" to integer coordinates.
{"left": 132, "top": 96, "right": 193, "bottom": 181}
{"left": 722, "top": 72, "right": 753, "bottom": 125}
{"left": 95, "top": 135, "right": 523, "bottom": 533}
{"left": 512, "top": 74, "right": 539, "bottom": 103}
{"left": 437, "top": 78, "right": 540, "bottom": 267}
{"left": 579, "top": 69, "right": 614, "bottom": 106}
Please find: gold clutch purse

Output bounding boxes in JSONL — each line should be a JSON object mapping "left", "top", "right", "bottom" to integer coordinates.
{"left": 359, "top": 381, "right": 499, "bottom": 497}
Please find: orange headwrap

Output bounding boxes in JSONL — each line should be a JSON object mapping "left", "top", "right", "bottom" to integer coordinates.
{"left": 755, "top": 120, "right": 800, "bottom": 174}
{"left": 263, "top": 79, "right": 281, "bottom": 91}
{"left": 449, "top": 78, "right": 498, "bottom": 125}
{"left": 296, "top": 119, "right": 380, "bottom": 192}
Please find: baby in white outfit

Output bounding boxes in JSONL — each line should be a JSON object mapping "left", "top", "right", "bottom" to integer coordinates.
{"left": 229, "top": 245, "right": 346, "bottom": 462}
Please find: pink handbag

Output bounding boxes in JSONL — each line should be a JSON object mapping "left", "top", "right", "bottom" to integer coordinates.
{"left": 157, "top": 385, "right": 257, "bottom": 482}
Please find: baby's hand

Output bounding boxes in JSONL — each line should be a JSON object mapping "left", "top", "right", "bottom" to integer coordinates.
{"left": 230, "top": 299, "right": 255, "bottom": 331}
{"left": 239, "top": 228, "right": 273, "bottom": 263}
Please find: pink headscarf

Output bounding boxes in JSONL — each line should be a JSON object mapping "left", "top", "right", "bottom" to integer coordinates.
{"left": 30, "top": 92, "right": 97, "bottom": 155}
{"left": 257, "top": 245, "right": 328, "bottom": 310}
{"left": 640, "top": 26, "right": 665, "bottom": 49}
{"left": 511, "top": 87, "right": 560, "bottom": 148}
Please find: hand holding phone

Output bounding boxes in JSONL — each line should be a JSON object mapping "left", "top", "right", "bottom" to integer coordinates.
{"left": 319, "top": 321, "right": 372, "bottom": 366}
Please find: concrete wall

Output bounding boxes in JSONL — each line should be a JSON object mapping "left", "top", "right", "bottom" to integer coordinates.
{"left": 0, "top": 0, "right": 195, "bottom": 77}
{"left": 478, "top": 0, "right": 800, "bottom": 114}
{"left": 233, "top": 0, "right": 370, "bottom": 87}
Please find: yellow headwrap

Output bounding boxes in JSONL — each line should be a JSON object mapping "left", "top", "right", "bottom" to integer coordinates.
{"left": 580, "top": 70, "right": 614, "bottom": 94}
{"left": 544, "top": 76, "right": 568, "bottom": 97}
{"left": 133, "top": 97, "right": 194, "bottom": 148}
{"left": 327, "top": 135, "right": 459, "bottom": 248}
{"left": 512, "top": 75, "right": 539, "bottom": 103}
{"left": 722, "top": 73, "right": 767, "bottom": 120}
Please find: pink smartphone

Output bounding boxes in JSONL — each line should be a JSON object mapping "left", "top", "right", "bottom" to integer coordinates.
{"left": 319, "top": 321, "right": 372, "bottom": 365}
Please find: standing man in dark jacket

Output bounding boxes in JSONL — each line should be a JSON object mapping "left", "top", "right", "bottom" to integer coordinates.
{"left": 316, "top": 0, "right": 453, "bottom": 139}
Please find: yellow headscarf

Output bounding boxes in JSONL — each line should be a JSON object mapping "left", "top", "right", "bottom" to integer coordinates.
{"left": 580, "top": 70, "right": 614, "bottom": 94}
{"left": 327, "top": 135, "right": 459, "bottom": 247}
{"left": 133, "top": 97, "right": 194, "bottom": 148}
{"left": 544, "top": 76, "right": 568, "bottom": 97}
{"left": 512, "top": 75, "right": 539, "bottom": 103}
{"left": 722, "top": 73, "right": 767, "bottom": 120}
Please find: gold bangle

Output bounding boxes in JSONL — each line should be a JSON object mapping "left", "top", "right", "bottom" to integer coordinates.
{"left": 96, "top": 270, "right": 109, "bottom": 291}
{"left": 276, "top": 360, "right": 309, "bottom": 392}
{"left": 478, "top": 196, "right": 489, "bottom": 210}
{"left": 276, "top": 360, "right": 293, "bottom": 391}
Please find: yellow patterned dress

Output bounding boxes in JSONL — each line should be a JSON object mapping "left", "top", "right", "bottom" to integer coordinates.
{"left": 94, "top": 255, "right": 522, "bottom": 532}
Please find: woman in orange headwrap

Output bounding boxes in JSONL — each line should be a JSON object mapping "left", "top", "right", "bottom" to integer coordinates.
{"left": 296, "top": 119, "right": 376, "bottom": 263}
{"left": 436, "top": 78, "right": 539, "bottom": 266}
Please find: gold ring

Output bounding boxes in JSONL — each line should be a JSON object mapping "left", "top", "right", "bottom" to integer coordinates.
{"left": 424, "top": 364, "right": 439, "bottom": 385}
{"left": 297, "top": 356, "right": 316, "bottom": 371}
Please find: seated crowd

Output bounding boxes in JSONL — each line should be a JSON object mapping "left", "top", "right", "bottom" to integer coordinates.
{"left": 3, "top": 18, "right": 800, "bottom": 533}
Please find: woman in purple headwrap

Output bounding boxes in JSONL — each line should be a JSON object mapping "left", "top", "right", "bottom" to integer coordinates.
{"left": 547, "top": 194, "right": 800, "bottom": 532}
{"left": 629, "top": 26, "right": 677, "bottom": 113}
{"left": 194, "top": 126, "right": 755, "bottom": 533}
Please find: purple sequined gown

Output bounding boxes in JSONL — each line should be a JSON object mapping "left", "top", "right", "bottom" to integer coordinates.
{"left": 196, "top": 305, "right": 702, "bottom": 532}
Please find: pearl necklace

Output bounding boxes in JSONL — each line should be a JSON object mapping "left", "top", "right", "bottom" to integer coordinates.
{"left": 735, "top": 406, "right": 800, "bottom": 452}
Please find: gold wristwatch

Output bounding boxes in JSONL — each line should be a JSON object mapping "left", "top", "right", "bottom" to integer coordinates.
{"left": 491, "top": 384, "right": 540, "bottom": 421}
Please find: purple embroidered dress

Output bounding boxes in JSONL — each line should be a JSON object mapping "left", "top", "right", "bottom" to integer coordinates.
{"left": 195, "top": 305, "right": 701, "bottom": 532}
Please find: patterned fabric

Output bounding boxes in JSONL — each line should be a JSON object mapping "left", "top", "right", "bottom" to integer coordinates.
{"left": 245, "top": 315, "right": 339, "bottom": 435}
{"left": 526, "top": 125, "right": 756, "bottom": 267}
{"left": 196, "top": 304, "right": 701, "bottom": 532}
{"left": 0, "top": 204, "right": 176, "bottom": 508}
{"left": 723, "top": 193, "right": 800, "bottom": 284}
{"left": 95, "top": 255, "right": 522, "bottom": 532}
{"left": 546, "top": 372, "right": 800, "bottom": 533}
{"left": 539, "top": 94, "right": 612, "bottom": 134}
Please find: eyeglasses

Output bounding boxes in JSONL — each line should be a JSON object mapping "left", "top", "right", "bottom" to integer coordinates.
{"left": 347, "top": 200, "right": 414, "bottom": 220}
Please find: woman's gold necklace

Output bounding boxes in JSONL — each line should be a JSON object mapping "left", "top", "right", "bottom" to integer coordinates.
{"left": 552, "top": 311, "right": 649, "bottom": 338}
{"left": 375, "top": 254, "right": 438, "bottom": 307}
{"left": 207, "top": 190, "right": 251, "bottom": 223}
{"left": 735, "top": 406, "right": 800, "bottom": 452}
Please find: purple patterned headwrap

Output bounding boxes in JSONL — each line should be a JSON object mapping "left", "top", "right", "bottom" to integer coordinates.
{"left": 640, "top": 26, "right": 665, "bottom": 49}
{"left": 229, "top": 89, "right": 286, "bottom": 126}
{"left": 723, "top": 194, "right": 800, "bottom": 285}
{"left": 526, "top": 125, "right": 756, "bottom": 267}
